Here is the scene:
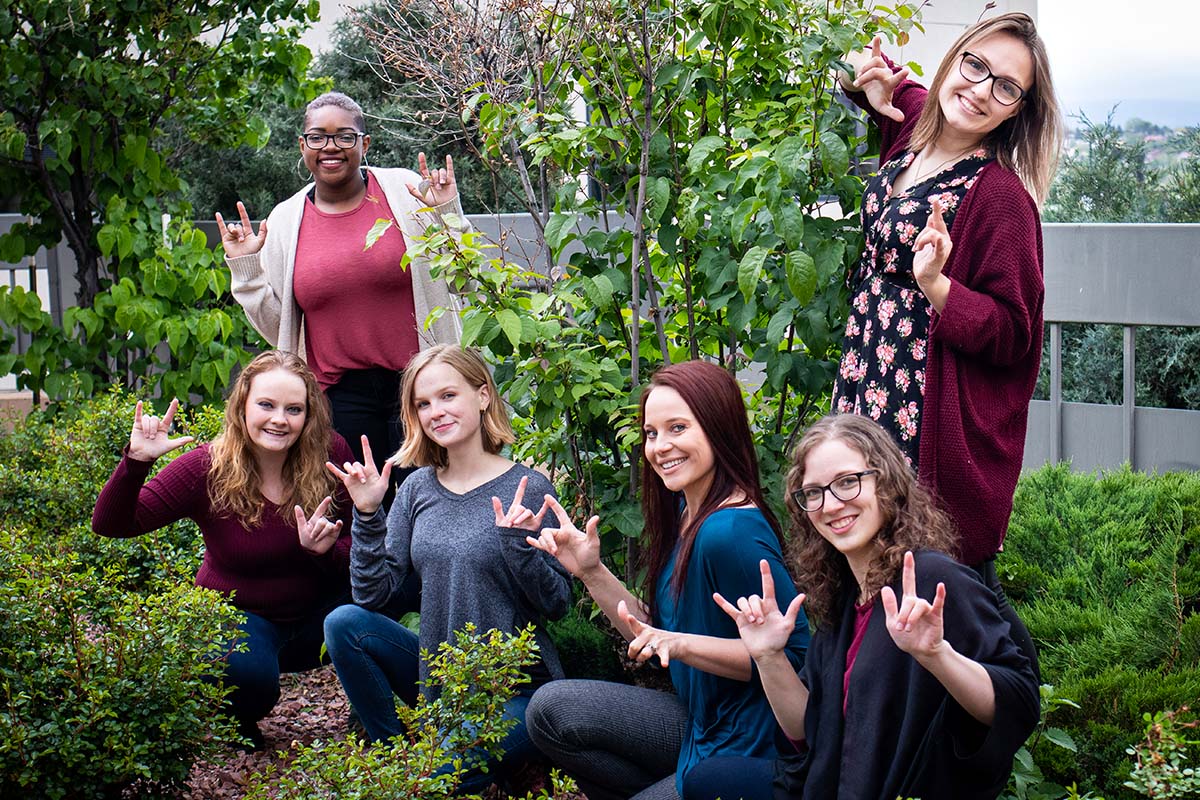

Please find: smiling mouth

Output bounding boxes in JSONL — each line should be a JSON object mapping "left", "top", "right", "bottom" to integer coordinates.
{"left": 658, "top": 457, "right": 686, "bottom": 471}
{"left": 956, "top": 94, "right": 985, "bottom": 116}
{"left": 827, "top": 514, "right": 857, "bottom": 533}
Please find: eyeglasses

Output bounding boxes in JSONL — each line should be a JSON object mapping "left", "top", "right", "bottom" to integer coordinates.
{"left": 792, "top": 470, "right": 879, "bottom": 512}
{"left": 300, "top": 132, "right": 365, "bottom": 150}
{"left": 958, "top": 52, "right": 1027, "bottom": 106}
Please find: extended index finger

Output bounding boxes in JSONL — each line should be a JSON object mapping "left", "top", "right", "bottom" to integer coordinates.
{"left": 870, "top": 35, "right": 882, "bottom": 60}
{"left": 542, "top": 495, "right": 571, "bottom": 527}
{"left": 928, "top": 198, "right": 947, "bottom": 232}
{"left": 359, "top": 435, "right": 376, "bottom": 473}
{"left": 759, "top": 559, "right": 777, "bottom": 602}
{"left": 162, "top": 397, "right": 181, "bottom": 429}
{"left": 508, "top": 475, "right": 528, "bottom": 515}
{"left": 902, "top": 550, "right": 917, "bottom": 598}
{"left": 444, "top": 154, "right": 454, "bottom": 180}
{"left": 236, "top": 200, "right": 252, "bottom": 228}
{"left": 417, "top": 151, "right": 429, "bottom": 177}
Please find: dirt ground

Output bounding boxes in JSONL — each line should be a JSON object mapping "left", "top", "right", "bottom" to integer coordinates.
{"left": 179, "top": 665, "right": 580, "bottom": 799}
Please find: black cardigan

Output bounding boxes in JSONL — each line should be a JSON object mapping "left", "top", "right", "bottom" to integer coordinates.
{"left": 774, "top": 550, "right": 1039, "bottom": 800}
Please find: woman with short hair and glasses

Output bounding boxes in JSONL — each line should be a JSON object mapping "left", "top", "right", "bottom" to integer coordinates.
{"left": 215, "top": 91, "right": 467, "bottom": 514}
{"left": 830, "top": 13, "right": 1063, "bottom": 674}
{"left": 685, "top": 414, "right": 1039, "bottom": 799}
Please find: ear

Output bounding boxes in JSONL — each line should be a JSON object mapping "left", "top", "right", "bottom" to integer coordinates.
{"left": 477, "top": 383, "right": 491, "bottom": 412}
{"left": 361, "top": 134, "right": 371, "bottom": 157}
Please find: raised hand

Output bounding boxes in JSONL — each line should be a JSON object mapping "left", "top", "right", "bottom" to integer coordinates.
{"left": 880, "top": 551, "right": 947, "bottom": 659}
{"left": 325, "top": 435, "right": 392, "bottom": 515}
{"left": 406, "top": 152, "right": 458, "bottom": 207}
{"left": 912, "top": 197, "right": 953, "bottom": 288}
{"left": 525, "top": 495, "right": 601, "bottom": 578}
{"left": 620, "top": 600, "right": 680, "bottom": 667}
{"left": 492, "top": 475, "right": 550, "bottom": 532}
{"left": 851, "top": 36, "right": 910, "bottom": 123}
{"left": 128, "top": 398, "right": 194, "bottom": 462}
{"left": 215, "top": 201, "right": 268, "bottom": 259}
{"left": 295, "top": 495, "right": 344, "bottom": 555}
{"left": 713, "top": 559, "right": 805, "bottom": 662}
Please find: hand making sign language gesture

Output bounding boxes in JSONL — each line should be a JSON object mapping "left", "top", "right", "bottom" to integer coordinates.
{"left": 912, "top": 197, "right": 954, "bottom": 290}
{"left": 214, "top": 201, "right": 267, "bottom": 260}
{"left": 524, "top": 495, "right": 603, "bottom": 579}
{"left": 127, "top": 398, "right": 195, "bottom": 462}
{"left": 713, "top": 559, "right": 807, "bottom": 662}
{"left": 850, "top": 36, "right": 911, "bottom": 123}
{"left": 880, "top": 550, "right": 948, "bottom": 658}
{"left": 325, "top": 435, "right": 393, "bottom": 516}
{"left": 492, "top": 475, "right": 550, "bottom": 532}
{"left": 406, "top": 152, "right": 458, "bottom": 208}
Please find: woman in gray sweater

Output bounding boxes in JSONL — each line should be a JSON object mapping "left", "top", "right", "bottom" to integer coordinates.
{"left": 323, "top": 344, "right": 570, "bottom": 791}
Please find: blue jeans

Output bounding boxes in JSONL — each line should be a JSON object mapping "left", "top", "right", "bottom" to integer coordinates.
{"left": 680, "top": 756, "right": 774, "bottom": 800}
{"left": 222, "top": 593, "right": 347, "bottom": 728}
{"left": 323, "top": 604, "right": 538, "bottom": 791}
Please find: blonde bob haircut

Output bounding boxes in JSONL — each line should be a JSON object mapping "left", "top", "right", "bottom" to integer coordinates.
{"left": 908, "top": 12, "right": 1064, "bottom": 205}
{"left": 395, "top": 345, "right": 515, "bottom": 469}
{"left": 208, "top": 351, "right": 338, "bottom": 529}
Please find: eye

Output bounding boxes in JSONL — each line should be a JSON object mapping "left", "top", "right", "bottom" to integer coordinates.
{"left": 287, "top": 405, "right": 304, "bottom": 415}
{"left": 670, "top": 423, "right": 686, "bottom": 433}
{"left": 644, "top": 428, "right": 657, "bottom": 440}
{"left": 801, "top": 487, "right": 824, "bottom": 503}
{"left": 416, "top": 400, "right": 429, "bottom": 409}
{"left": 833, "top": 475, "right": 860, "bottom": 492}
{"left": 442, "top": 392, "right": 456, "bottom": 400}
{"left": 334, "top": 132, "right": 359, "bottom": 146}
{"left": 996, "top": 79, "right": 1022, "bottom": 102}
{"left": 258, "top": 400, "right": 272, "bottom": 409}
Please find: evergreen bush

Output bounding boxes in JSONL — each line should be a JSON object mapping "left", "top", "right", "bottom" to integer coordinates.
{"left": 1003, "top": 465, "right": 1200, "bottom": 798}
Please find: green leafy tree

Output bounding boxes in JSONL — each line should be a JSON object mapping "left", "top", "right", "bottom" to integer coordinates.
{"left": 0, "top": 0, "right": 320, "bottom": 401}
{"left": 373, "top": 0, "right": 921, "bottom": 572}
{"left": 1045, "top": 112, "right": 1163, "bottom": 223}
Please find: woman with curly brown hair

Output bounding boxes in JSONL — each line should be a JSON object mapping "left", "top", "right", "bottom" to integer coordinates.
{"left": 686, "top": 414, "right": 1038, "bottom": 800}
{"left": 92, "top": 351, "right": 354, "bottom": 748}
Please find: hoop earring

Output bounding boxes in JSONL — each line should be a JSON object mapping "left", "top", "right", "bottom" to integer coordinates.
{"left": 361, "top": 152, "right": 370, "bottom": 174}
{"left": 296, "top": 156, "right": 314, "bottom": 182}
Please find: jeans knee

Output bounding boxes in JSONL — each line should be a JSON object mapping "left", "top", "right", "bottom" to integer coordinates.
{"left": 323, "top": 603, "right": 372, "bottom": 654}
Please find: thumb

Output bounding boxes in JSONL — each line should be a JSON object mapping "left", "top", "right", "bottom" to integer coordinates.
{"left": 784, "top": 593, "right": 806, "bottom": 625}
{"left": 585, "top": 515, "right": 600, "bottom": 539}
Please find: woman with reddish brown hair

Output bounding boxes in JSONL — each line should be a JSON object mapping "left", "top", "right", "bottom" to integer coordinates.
{"left": 525, "top": 360, "right": 810, "bottom": 800}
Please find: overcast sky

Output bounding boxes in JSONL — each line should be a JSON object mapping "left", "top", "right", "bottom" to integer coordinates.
{"left": 1039, "top": 0, "right": 1200, "bottom": 128}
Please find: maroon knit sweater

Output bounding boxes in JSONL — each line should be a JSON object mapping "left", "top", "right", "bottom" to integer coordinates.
{"left": 92, "top": 435, "right": 355, "bottom": 623}
{"left": 847, "top": 66, "right": 1044, "bottom": 566}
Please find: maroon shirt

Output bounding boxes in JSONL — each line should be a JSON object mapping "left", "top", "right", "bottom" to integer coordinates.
{"left": 91, "top": 436, "right": 354, "bottom": 623}
{"left": 292, "top": 171, "right": 418, "bottom": 388}
{"left": 847, "top": 62, "right": 1045, "bottom": 567}
{"left": 842, "top": 602, "right": 875, "bottom": 715}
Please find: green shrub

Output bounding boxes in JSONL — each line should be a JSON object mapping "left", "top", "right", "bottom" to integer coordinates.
{"left": 546, "top": 594, "right": 626, "bottom": 683}
{"left": 1125, "top": 706, "right": 1200, "bottom": 798}
{"left": 1003, "top": 465, "right": 1200, "bottom": 798}
{"left": 0, "top": 527, "right": 244, "bottom": 799}
{"left": 243, "top": 623, "right": 578, "bottom": 799}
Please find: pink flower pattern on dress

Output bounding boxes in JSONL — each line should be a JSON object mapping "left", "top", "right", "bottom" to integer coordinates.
{"left": 833, "top": 148, "right": 991, "bottom": 468}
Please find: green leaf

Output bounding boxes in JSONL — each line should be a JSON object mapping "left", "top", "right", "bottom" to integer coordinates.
{"left": 785, "top": 251, "right": 817, "bottom": 305}
{"left": 775, "top": 203, "right": 804, "bottom": 250}
{"left": 543, "top": 213, "right": 575, "bottom": 251}
{"left": 582, "top": 274, "right": 615, "bottom": 309}
{"left": 731, "top": 198, "right": 761, "bottom": 245}
{"left": 647, "top": 176, "right": 671, "bottom": 222}
{"left": 1043, "top": 727, "right": 1077, "bottom": 753}
{"left": 819, "top": 131, "right": 850, "bottom": 177}
{"left": 460, "top": 312, "right": 488, "bottom": 346}
{"left": 496, "top": 308, "right": 522, "bottom": 349}
{"left": 116, "top": 228, "right": 134, "bottom": 260}
{"left": 686, "top": 136, "right": 725, "bottom": 174}
{"left": 737, "top": 246, "right": 769, "bottom": 302}
{"left": 97, "top": 225, "right": 117, "bottom": 258}
{"left": 775, "top": 136, "right": 807, "bottom": 182}
{"left": 364, "top": 218, "right": 393, "bottom": 251}
{"left": 766, "top": 307, "right": 793, "bottom": 344}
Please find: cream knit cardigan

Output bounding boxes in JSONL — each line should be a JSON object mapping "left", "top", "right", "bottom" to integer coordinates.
{"left": 226, "top": 167, "right": 465, "bottom": 359}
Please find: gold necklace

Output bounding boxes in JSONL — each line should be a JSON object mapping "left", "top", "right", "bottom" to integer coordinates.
{"left": 910, "top": 143, "right": 979, "bottom": 185}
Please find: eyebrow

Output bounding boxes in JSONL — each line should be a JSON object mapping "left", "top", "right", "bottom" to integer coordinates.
{"left": 303, "top": 127, "right": 361, "bottom": 133}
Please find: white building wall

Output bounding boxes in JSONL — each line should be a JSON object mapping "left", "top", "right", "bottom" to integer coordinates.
{"left": 900, "top": 0, "right": 1038, "bottom": 78}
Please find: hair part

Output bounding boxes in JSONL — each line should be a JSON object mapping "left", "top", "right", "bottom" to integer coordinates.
{"left": 304, "top": 91, "right": 366, "bottom": 132}
{"left": 785, "top": 414, "right": 958, "bottom": 627}
{"left": 395, "top": 345, "right": 515, "bottom": 469}
{"left": 208, "top": 351, "right": 338, "bottom": 529}
{"left": 641, "top": 361, "right": 783, "bottom": 616}
{"left": 908, "top": 12, "right": 1063, "bottom": 205}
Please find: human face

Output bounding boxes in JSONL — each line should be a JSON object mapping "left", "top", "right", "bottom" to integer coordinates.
{"left": 801, "top": 438, "right": 884, "bottom": 578}
{"left": 937, "top": 32, "right": 1032, "bottom": 146}
{"left": 300, "top": 105, "right": 369, "bottom": 188}
{"left": 643, "top": 386, "right": 715, "bottom": 506}
{"left": 412, "top": 361, "right": 489, "bottom": 453}
{"left": 243, "top": 368, "right": 308, "bottom": 457}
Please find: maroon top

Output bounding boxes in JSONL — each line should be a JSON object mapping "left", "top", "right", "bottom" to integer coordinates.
{"left": 92, "top": 436, "right": 355, "bottom": 623}
{"left": 292, "top": 171, "right": 418, "bottom": 388}
{"left": 842, "top": 602, "right": 875, "bottom": 715}
{"left": 846, "top": 61, "right": 1044, "bottom": 567}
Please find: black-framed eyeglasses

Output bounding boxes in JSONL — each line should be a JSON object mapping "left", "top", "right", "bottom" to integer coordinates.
{"left": 300, "top": 132, "right": 365, "bottom": 150}
{"left": 792, "top": 470, "right": 879, "bottom": 512}
{"left": 959, "top": 52, "right": 1027, "bottom": 106}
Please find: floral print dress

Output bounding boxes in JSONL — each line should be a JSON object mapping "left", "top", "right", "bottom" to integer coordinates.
{"left": 832, "top": 149, "right": 991, "bottom": 468}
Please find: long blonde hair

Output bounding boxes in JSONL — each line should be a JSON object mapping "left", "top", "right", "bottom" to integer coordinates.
{"left": 395, "top": 345, "right": 514, "bottom": 469}
{"left": 907, "top": 12, "right": 1063, "bottom": 205}
{"left": 208, "top": 351, "right": 338, "bottom": 528}
{"left": 786, "top": 415, "right": 958, "bottom": 627}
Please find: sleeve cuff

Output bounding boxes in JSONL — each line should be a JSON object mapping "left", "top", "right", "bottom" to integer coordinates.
{"left": 224, "top": 252, "right": 263, "bottom": 281}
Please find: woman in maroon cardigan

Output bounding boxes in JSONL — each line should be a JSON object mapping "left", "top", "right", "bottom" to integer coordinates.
{"left": 92, "top": 351, "right": 354, "bottom": 748}
{"left": 832, "top": 13, "right": 1063, "bottom": 674}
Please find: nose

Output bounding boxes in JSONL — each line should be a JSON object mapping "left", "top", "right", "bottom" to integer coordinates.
{"left": 822, "top": 488, "right": 847, "bottom": 514}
